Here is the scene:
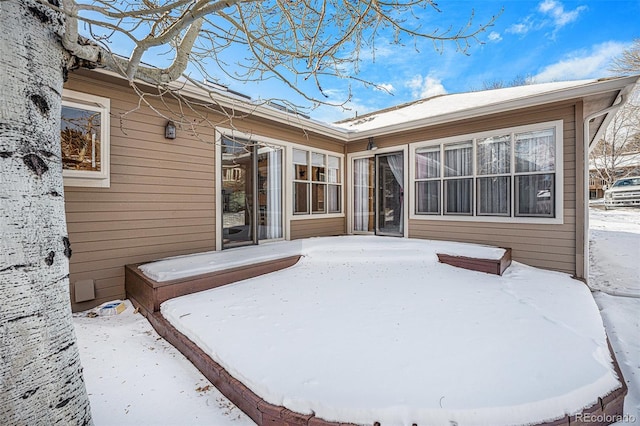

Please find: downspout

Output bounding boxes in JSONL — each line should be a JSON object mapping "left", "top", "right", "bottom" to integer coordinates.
{"left": 580, "top": 94, "right": 626, "bottom": 283}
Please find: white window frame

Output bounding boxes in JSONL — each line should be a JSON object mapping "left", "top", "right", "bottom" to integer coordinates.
{"left": 291, "top": 147, "right": 344, "bottom": 219}
{"left": 214, "top": 128, "right": 345, "bottom": 250}
{"left": 61, "top": 89, "right": 111, "bottom": 188}
{"left": 409, "top": 120, "right": 564, "bottom": 224}
{"left": 346, "top": 145, "right": 409, "bottom": 236}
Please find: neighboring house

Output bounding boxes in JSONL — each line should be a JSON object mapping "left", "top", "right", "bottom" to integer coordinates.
{"left": 62, "top": 69, "right": 639, "bottom": 311}
{"left": 589, "top": 152, "right": 640, "bottom": 198}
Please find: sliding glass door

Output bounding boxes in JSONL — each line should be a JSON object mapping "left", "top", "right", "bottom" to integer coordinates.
{"left": 376, "top": 152, "right": 404, "bottom": 236}
{"left": 353, "top": 157, "right": 375, "bottom": 232}
{"left": 221, "top": 137, "right": 282, "bottom": 249}
{"left": 257, "top": 146, "right": 283, "bottom": 240}
{"left": 222, "top": 138, "right": 255, "bottom": 248}
{"left": 352, "top": 151, "right": 404, "bottom": 236}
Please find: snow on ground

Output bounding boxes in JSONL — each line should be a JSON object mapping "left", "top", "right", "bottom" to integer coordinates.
{"left": 138, "top": 240, "right": 304, "bottom": 282}
{"left": 589, "top": 205, "right": 640, "bottom": 423}
{"left": 589, "top": 205, "right": 640, "bottom": 297}
{"left": 73, "top": 208, "right": 640, "bottom": 426}
{"left": 161, "top": 236, "right": 619, "bottom": 426}
{"left": 73, "top": 301, "right": 256, "bottom": 426}
{"left": 140, "top": 236, "right": 506, "bottom": 283}
{"left": 596, "top": 293, "right": 640, "bottom": 424}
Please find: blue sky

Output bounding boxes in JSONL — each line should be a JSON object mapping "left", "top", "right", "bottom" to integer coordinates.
{"left": 100, "top": 0, "right": 639, "bottom": 122}
{"left": 306, "top": 0, "right": 640, "bottom": 122}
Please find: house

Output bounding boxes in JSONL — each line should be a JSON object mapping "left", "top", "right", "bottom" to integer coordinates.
{"left": 589, "top": 151, "right": 640, "bottom": 198}
{"left": 62, "top": 69, "right": 639, "bottom": 311}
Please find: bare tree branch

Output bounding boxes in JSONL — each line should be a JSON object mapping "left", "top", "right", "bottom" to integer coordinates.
{"left": 590, "top": 101, "right": 640, "bottom": 187}
{"left": 49, "top": 0, "right": 500, "bottom": 109}
{"left": 610, "top": 38, "right": 640, "bottom": 76}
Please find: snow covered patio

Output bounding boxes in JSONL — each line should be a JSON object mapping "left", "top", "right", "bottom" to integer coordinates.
{"left": 127, "top": 236, "right": 626, "bottom": 426}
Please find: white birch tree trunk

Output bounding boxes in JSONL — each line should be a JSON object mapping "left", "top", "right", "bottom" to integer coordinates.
{"left": 0, "top": 0, "right": 93, "bottom": 423}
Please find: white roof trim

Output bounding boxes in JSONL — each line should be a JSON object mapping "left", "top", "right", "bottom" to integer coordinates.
{"left": 90, "top": 68, "right": 638, "bottom": 143}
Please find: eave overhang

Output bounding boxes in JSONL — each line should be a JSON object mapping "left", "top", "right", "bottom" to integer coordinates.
{"left": 90, "top": 68, "right": 638, "bottom": 144}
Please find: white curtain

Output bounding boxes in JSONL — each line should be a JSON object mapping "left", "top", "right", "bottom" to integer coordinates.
{"left": 515, "top": 129, "right": 555, "bottom": 216}
{"left": 478, "top": 177, "right": 510, "bottom": 215}
{"left": 477, "top": 136, "right": 510, "bottom": 175}
{"left": 416, "top": 149, "right": 440, "bottom": 179}
{"left": 477, "top": 137, "right": 510, "bottom": 215}
{"left": 327, "top": 185, "right": 339, "bottom": 213}
{"left": 515, "top": 130, "right": 555, "bottom": 173}
{"left": 415, "top": 149, "right": 440, "bottom": 214}
{"left": 327, "top": 156, "right": 340, "bottom": 213}
{"left": 444, "top": 143, "right": 472, "bottom": 214}
{"left": 386, "top": 153, "right": 404, "bottom": 232}
{"left": 517, "top": 174, "right": 554, "bottom": 216}
{"left": 354, "top": 158, "right": 370, "bottom": 231}
{"left": 265, "top": 148, "right": 282, "bottom": 239}
{"left": 444, "top": 143, "right": 473, "bottom": 177}
{"left": 416, "top": 181, "right": 439, "bottom": 214}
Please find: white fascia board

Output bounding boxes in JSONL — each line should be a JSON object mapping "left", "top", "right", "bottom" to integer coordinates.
{"left": 90, "top": 68, "right": 638, "bottom": 143}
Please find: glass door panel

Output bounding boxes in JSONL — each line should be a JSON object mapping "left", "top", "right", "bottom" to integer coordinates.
{"left": 257, "top": 146, "right": 283, "bottom": 240}
{"left": 222, "top": 138, "right": 255, "bottom": 249}
{"left": 376, "top": 152, "right": 404, "bottom": 236}
{"left": 353, "top": 157, "right": 375, "bottom": 232}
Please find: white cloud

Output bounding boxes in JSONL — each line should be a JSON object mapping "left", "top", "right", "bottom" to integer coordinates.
{"left": 533, "top": 41, "right": 629, "bottom": 82}
{"left": 370, "top": 43, "right": 397, "bottom": 61}
{"left": 375, "top": 83, "right": 395, "bottom": 93}
{"left": 506, "top": 19, "right": 534, "bottom": 36}
{"left": 506, "top": 1, "right": 586, "bottom": 38}
{"left": 538, "top": 0, "right": 587, "bottom": 30}
{"left": 407, "top": 75, "right": 447, "bottom": 99}
{"left": 488, "top": 32, "right": 503, "bottom": 42}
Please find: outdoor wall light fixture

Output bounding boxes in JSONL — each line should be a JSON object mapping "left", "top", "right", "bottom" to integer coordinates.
{"left": 367, "top": 137, "right": 378, "bottom": 151}
{"left": 165, "top": 121, "right": 177, "bottom": 139}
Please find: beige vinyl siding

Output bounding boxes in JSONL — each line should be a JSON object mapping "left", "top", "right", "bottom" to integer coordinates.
{"left": 65, "top": 73, "right": 218, "bottom": 312}
{"left": 409, "top": 221, "right": 576, "bottom": 272}
{"left": 63, "top": 68, "right": 605, "bottom": 311}
{"left": 65, "top": 70, "right": 347, "bottom": 312}
{"left": 290, "top": 217, "right": 346, "bottom": 239}
{"left": 346, "top": 102, "right": 580, "bottom": 275}
{"left": 405, "top": 103, "right": 579, "bottom": 275}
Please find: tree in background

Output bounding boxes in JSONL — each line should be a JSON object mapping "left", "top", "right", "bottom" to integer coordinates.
{"left": 589, "top": 39, "right": 640, "bottom": 189}
{"left": 610, "top": 38, "right": 640, "bottom": 76}
{"left": 482, "top": 74, "right": 534, "bottom": 90}
{"left": 0, "top": 0, "right": 498, "bottom": 423}
{"left": 590, "top": 103, "right": 640, "bottom": 188}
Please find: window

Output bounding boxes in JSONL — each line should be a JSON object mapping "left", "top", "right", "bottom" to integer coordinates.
{"left": 61, "top": 90, "right": 110, "bottom": 187}
{"left": 413, "top": 121, "right": 561, "bottom": 221}
{"left": 477, "top": 135, "right": 511, "bottom": 216}
{"left": 293, "top": 148, "right": 342, "bottom": 215}
{"left": 514, "top": 129, "right": 555, "bottom": 217}
{"left": 444, "top": 142, "right": 473, "bottom": 215}
{"left": 415, "top": 147, "right": 440, "bottom": 214}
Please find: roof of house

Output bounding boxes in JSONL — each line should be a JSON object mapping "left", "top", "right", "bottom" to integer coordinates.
{"left": 92, "top": 68, "right": 638, "bottom": 142}
{"left": 334, "top": 77, "right": 639, "bottom": 138}
{"left": 590, "top": 152, "right": 640, "bottom": 170}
